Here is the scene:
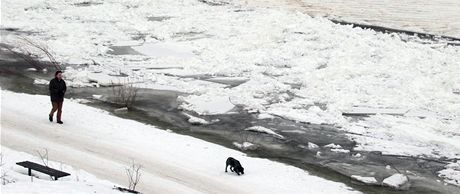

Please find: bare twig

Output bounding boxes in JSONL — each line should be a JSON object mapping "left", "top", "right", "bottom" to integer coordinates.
{"left": 0, "top": 36, "right": 62, "bottom": 70}
{"left": 0, "top": 43, "right": 44, "bottom": 69}
{"left": 35, "top": 148, "right": 55, "bottom": 180}
{"left": 35, "top": 148, "right": 49, "bottom": 167}
{"left": 125, "top": 159, "right": 142, "bottom": 191}
{"left": 17, "top": 36, "right": 61, "bottom": 70}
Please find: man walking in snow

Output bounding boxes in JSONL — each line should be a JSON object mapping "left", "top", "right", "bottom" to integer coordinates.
{"left": 49, "top": 70, "right": 66, "bottom": 124}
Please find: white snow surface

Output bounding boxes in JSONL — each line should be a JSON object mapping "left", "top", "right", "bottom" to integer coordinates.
{"left": 257, "top": 113, "right": 275, "bottom": 119}
{"left": 438, "top": 161, "right": 460, "bottom": 186}
{"left": 324, "top": 143, "right": 342, "bottom": 149}
{"left": 233, "top": 142, "right": 257, "bottom": 151}
{"left": 33, "top": 79, "right": 48, "bottom": 85}
{"left": 330, "top": 148, "right": 350, "bottom": 153}
{"left": 132, "top": 42, "right": 195, "bottom": 58}
{"left": 183, "top": 113, "right": 210, "bottom": 125}
{"left": 179, "top": 95, "right": 236, "bottom": 115}
{"left": 382, "top": 173, "right": 409, "bottom": 189}
{"left": 346, "top": 115, "right": 460, "bottom": 159}
{"left": 350, "top": 175, "right": 378, "bottom": 184}
{"left": 0, "top": 90, "right": 361, "bottom": 194}
{"left": 244, "top": 126, "right": 284, "bottom": 139}
{"left": 0, "top": 147, "right": 123, "bottom": 194}
{"left": 2, "top": 0, "right": 460, "bottom": 159}
{"left": 307, "top": 142, "right": 319, "bottom": 150}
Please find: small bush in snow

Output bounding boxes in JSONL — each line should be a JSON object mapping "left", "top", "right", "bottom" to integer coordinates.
{"left": 111, "top": 81, "right": 139, "bottom": 108}
{"left": 125, "top": 159, "right": 142, "bottom": 192}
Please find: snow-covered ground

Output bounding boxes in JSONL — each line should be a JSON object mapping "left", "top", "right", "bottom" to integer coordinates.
{"left": 1, "top": 90, "right": 361, "bottom": 194}
{"left": 0, "top": 147, "right": 123, "bottom": 194}
{"left": 2, "top": 0, "right": 460, "bottom": 187}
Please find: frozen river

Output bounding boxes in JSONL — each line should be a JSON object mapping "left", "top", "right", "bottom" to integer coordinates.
{"left": 2, "top": 0, "right": 460, "bottom": 192}
{"left": 246, "top": 0, "right": 460, "bottom": 38}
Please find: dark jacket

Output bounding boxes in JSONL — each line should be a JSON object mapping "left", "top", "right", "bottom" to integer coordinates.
{"left": 49, "top": 78, "right": 66, "bottom": 102}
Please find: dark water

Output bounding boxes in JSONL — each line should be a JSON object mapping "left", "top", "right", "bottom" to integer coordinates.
{"left": 1, "top": 51, "right": 459, "bottom": 194}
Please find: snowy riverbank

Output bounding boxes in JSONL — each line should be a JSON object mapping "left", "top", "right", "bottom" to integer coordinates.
{"left": 0, "top": 147, "right": 123, "bottom": 194}
{"left": 1, "top": 0, "right": 460, "bottom": 190}
{"left": 1, "top": 90, "right": 361, "bottom": 194}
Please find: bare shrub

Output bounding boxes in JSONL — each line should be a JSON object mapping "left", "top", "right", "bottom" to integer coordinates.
{"left": 125, "top": 159, "right": 142, "bottom": 191}
{"left": 111, "top": 81, "right": 139, "bottom": 108}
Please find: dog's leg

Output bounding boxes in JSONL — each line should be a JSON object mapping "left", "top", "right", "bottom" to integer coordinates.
{"left": 225, "top": 164, "right": 228, "bottom": 172}
{"left": 230, "top": 166, "right": 234, "bottom": 172}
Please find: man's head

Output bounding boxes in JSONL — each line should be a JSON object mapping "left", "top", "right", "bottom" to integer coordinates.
{"left": 55, "top": 70, "right": 63, "bottom": 80}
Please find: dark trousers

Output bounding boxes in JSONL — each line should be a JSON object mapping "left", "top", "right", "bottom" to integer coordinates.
{"left": 50, "top": 101, "right": 63, "bottom": 121}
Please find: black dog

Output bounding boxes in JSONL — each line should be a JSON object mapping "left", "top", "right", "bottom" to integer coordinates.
{"left": 225, "top": 157, "right": 244, "bottom": 175}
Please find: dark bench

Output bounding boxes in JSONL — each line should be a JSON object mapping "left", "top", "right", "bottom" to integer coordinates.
{"left": 16, "top": 161, "right": 71, "bottom": 180}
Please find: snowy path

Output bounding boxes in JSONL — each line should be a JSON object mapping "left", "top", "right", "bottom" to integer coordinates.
{"left": 1, "top": 91, "right": 360, "bottom": 194}
{"left": 1, "top": 102, "right": 232, "bottom": 194}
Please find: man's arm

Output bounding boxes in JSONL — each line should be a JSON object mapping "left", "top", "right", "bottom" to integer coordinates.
{"left": 49, "top": 79, "right": 59, "bottom": 94}
{"left": 62, "top": 81, "right": 67, "bottom": 94}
